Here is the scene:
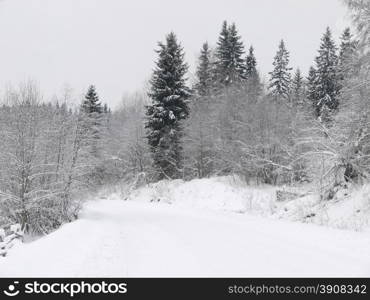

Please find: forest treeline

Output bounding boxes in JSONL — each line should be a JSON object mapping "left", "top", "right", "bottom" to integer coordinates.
{"left": 1, "top": 0, "right": 369, "bottom": 234}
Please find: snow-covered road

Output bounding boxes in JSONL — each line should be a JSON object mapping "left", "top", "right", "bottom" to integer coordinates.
{"left": 1, "top": 199, "right": 370, "bottom": 277}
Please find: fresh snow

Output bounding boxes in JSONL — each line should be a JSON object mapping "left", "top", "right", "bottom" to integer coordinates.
{"left": 126, "top": 177, "right": 370, "bottom": 231}
{"left": 1, "top": 177, "right": 370, "bottom": 277}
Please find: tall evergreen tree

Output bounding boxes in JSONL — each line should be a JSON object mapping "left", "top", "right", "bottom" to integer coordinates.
{"left": 146, "top": 32, "right": 191, "bottom": 180}
{"left": 307, "top": 66, "right": 318, "bottom": 113}
{"left": 194, "top": 42, "right": 213, "bottom": 96}
{"left": 245, "top": 45, "right": 262, "bottom": 99}
{"left": 268, "top": 39, "right": 292, "bottom": 101}
{"left": 228, "top": 23, "right": 246, "bottom": 81}
{"left": 102, "top": 103, "right": 111, "bottom": 128}
{"left": 215, "top": 20, "right": 229, "bottom": 84}
{"left": 338, "top": 27, "right": 358, "bottom": 87}
{"left": 103, "top": 103, "right": 109, "bottom": 114}
{"left": 339, "top": 28, "right": 357, "bottom": 62}
{"left": 215, "top": 21, "right": 246, "bottom": 86}
{"left": 245, "top": 46, "right": 258, "bottom": 79}
{"left": 80, "top": 85, "right": 103, "bottom": 157}
{"left": 314, "top": 27, "right": 339, "bottom": 113}
{"left": 291, "top": 68, "right": 305, "bottom": 106}
{"left": 81, "top": 85, "right": 102, "bottom": 114}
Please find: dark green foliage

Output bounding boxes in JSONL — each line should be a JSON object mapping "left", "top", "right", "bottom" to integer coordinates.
{"left": 146, "top": 32, "right": 191, "bottom": 180}
{"left": 307, "top": 66, "right": 318, "bottom": 113}
{"left": 268, "top": 40, "right": 292, "bottom": 100}
{"left": 313, "top": 27, "right": 340, "bottom": 114}
{"left": 194, "top": 42, "right": 213, "bottom": 96}
{"left": 338, "top": 27, "right": 358, "bottom": 88}
{"left": 245, "top": 46, "right": 258, "bottom": 79}
{"left": 291, "top": 68, "right": 305, "bottom": 106}
{"left": 80, "top": 85, "right": 104, "bottom": 158}
{"left": 81, "top": 85, "right": 103, "bottom": 115}
{"left": 245, "top": 46, "right": 262, "bottom": 98}
{"left": 215, "top": 21, "right": 246, "bottom": 86}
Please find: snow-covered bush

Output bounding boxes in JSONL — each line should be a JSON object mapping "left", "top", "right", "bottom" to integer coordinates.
{"left": 0, "top": 223, "right": 24, "bottom": 257}
{"left": 0, "top": 82, "right": 98, "bottom": 234}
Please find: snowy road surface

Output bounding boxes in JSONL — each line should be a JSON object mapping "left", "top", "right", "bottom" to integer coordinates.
{"left": 1, "top": 199, "right": 370, "bottom": 277}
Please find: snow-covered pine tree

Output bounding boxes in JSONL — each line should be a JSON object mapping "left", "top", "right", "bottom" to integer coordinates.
{"left": 80, "top": 85, "right": 103, "bottom": 157}
{"left": 103, "top": 103, "right": 109, "bottom": 114}
{"left": 81, "top": 85, "right": 103, "bottom": 115}
{"left": 268, "top": 39, "right": 292, "bottom": 101}
{"left": 338, "top": 27, "right": 358, "bottom": 89}
{"left": 228, "top": 23, "right": 246, "bottom": 82}
{"left": 245, "top": 45, "right": 262, "bottom": 100}
{"left": 291, "top": 68, "right": 305, "bottom": 106}
{"left": 215, "top": 21, "right": 246, "bottom": 86}
{"left": 215, "top": 21, "right": 230, "bottom": 85}
{"left": 339, "top": 27, "right": 357, "bottom": 66}
{"left": 245, "top": 46, "right": 258, "bottom": 80}
{"left": 102, "top": 103, "right": 111, "bottom": 126}
{"left": 314, "top": 27, "right": 340, "bottom": 113}
{"left": 146, "top": 32, "right": 191, "bottom": 180}
{"left": 307, "top": 66, "right": 319, "bottom": 114}
{"left": 185, "top": 43, "right": 217, "bottom": 178}
{"left": 194, "top": 42, "right": 213, "bottom": 96}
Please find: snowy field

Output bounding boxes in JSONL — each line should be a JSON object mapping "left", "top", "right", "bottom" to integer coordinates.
{"left": 1, "top": 177, "right": 370, "bottom": 277}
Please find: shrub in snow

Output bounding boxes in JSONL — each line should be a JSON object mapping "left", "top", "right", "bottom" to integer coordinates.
{"left": 10, "top": 224, "right": 21, "bottom": 234}
{"left": 0, "top": 228, "right": 5, "bottom": 242}
{"left": 0, "top": 223, "right": 24, "bottom": 257}
{"left": 276, "top": 190, "right": 302, "bottom": 202}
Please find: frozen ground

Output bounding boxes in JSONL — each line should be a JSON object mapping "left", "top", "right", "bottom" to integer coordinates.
{"left": 1, "top": 188, "right": 370, "bottom": 277}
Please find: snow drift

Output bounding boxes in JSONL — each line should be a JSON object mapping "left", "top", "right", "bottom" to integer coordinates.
{"left": 124, "top": 176, "right": 370, "bottom": 232}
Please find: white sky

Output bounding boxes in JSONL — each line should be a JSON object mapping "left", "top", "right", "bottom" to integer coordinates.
{"left": 0, "top": 0, "right": 349, "bottom": 108}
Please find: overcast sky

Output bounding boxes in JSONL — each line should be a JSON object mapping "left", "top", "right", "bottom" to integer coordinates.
{"left": 0, "top": 0, "right": 349, "bottom": 108}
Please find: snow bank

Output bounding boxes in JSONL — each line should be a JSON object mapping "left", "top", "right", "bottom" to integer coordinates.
{"left": 124, "top": 176, "right": 370, "bottom": 231}
{"left": 275, "top": 184, "right": 370, "bottom": 231}
{"left": 125, "top": 177, "right": 277, "bottom": 214}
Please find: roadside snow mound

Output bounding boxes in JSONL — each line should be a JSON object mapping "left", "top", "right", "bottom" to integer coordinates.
{"left": 275, "top": 184, "right": 370, "bottom": 231}
{"left": 124, "top": 176, "right": 370, "bottom": 231}
{"left": 125, "top": 177, "right": 277, "bottom": 214}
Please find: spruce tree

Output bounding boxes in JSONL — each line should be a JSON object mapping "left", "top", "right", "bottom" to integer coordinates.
{"left": 81, "top": 85, "right": 102, "bottom": 114}
{"left": 314, "top": 27, "right": 339, "bottom": 112}
{"left": 194, "top": 42, "right": 213, "bottom": 96}
{"left": 245, "top": 46, "right": 258, "bottom": 80}
{"left": 245, "top": 45, "right": 262, "bottom": 99}
{"left": 103, "top": 103, "right": 109, "bottom": 114}
{"left": 268, "top": 39, "right": 292, "bottom": 101}
{"left": 146, "top": 32, "right": 191, "bottom": 180}
{"left": 339, "top": 27, "right": 357, "bottom": 66}
{"left": 215, "top": 20, "right": 229, "bottom": 84}
{"left": 102, "top": 103, "right": 111, "bottom": 128}
{"left": 307, "top": 66, "right": 318, "bottom": 113}
{"left": 291, "top": 68, "right": 305, "bottom": 106}
{"left": 215, "top": 21, "right": 246, "bottom": 86}
{"left": 338, "top": 27, "right": 358, "bottom": 87}
{"left": 80, "top": 85, "right": 103, "bottom": 157}
{"left": 228, "top": 23, "right": 246, "bottom": 81}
